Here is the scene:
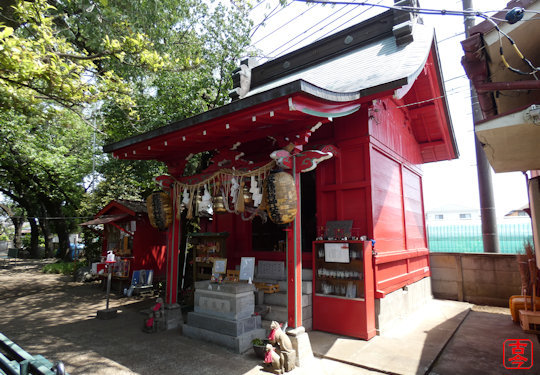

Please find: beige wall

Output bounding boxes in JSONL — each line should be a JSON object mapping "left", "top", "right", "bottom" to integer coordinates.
{"left": 430, "top": 253, "right": 522, "bottom": 307}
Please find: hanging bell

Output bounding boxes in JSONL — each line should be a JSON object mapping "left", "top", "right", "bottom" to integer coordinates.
{"left": 212, "top": 194, "right": 227, "bottom": 214}
{"left": 243, "top": 185, "right": 254, "bottom": 206}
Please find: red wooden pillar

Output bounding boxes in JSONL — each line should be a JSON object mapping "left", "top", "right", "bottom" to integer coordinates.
{"left": 166, "top": 184, "right": 181, "bottom": 305}
{"left": 287, "top": 166, "right": 303, "bottom": 328}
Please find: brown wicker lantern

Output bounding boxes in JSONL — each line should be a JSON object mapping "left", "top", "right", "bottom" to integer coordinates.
{"left": 265, "top": 170, "right": 297, "bottom": 224}
{"left": 146, "top": 191, "right": 173, "bottom": 231}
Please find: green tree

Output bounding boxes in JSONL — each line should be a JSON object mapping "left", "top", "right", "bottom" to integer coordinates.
{"left": 1, "top": 0, "right": 254, "bottom": 259}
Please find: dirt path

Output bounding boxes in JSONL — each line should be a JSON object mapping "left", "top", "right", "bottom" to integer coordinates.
{"left": 0, "top": 261, "right": 375, "bottom": 375}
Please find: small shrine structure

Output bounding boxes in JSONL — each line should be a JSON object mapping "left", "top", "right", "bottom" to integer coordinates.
{"left": 81, "top": 199, "right": 168, "bottom": 283}
{"left": 103, "top": 5, "right": 458, "bottom": 339}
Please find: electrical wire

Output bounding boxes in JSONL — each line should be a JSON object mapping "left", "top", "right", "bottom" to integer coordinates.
{"left": 252, "top": 1, "right": 321, "bottom": 45}
{"left": 250, "top": 0, "right": 271, "bottom": 13}
{"left": 437, "top": 31, "right": 465, "bottom": 43}
{"left": 275, "top": 2, "right": 366, "bottom": 56}
{"left": 478, "top": 14, "right": 539, "bottom": 77}
{"left": 314, "top": 0, "right": 384, "bottom": 41}
{"left": 265, "top": 0, "right": 360, "bottom": 57}
{"left": 291, "top": 1, "right": 539, "bottom": 77}
{"left": 250, "top": 0, "right": 294, "bottom": 38}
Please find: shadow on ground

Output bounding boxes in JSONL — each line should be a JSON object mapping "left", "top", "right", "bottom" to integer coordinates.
{"left": 0, "top": 261, "right": 262, "bottom": 375}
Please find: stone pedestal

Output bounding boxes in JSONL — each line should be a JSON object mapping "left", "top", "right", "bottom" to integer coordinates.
{"left": 287, "top": 326, "right": 314, "bottom": 367}
{"left": 96, "top": 308, "right": 117, "bottom": 320}
{"left": 184, "top": 281, "right": 265, "bottom": 353}
{"left": 165, "top": 303, "right": 183, "bottom": 330}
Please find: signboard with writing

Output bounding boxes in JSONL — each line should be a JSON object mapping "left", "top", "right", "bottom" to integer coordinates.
{"left": 324, "top": 243, "right": 350, "bottom": 263}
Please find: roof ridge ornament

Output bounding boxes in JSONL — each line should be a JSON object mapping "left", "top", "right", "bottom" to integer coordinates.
{"left": 229, "top": 57, "right": 258, "bottom": 101}
{"left": 393, "top": 0, "right": 420, "bottom": 46}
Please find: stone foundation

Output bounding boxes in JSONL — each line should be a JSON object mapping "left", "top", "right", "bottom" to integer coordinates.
{"left": 184, "top": 281, "right": 265, "bottom": 353}
{"left": 374, "top": 277, "right": 432, "bottom": 335}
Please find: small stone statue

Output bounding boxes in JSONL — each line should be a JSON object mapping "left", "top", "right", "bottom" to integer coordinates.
{"left": 267, "top": 321, "right": 296, "bottom": 372}
{"left": 265, "top": 344, "right": 283, "bottom": 374}
{"left": 143, "top": 297, "right": 164, "bottom": 333}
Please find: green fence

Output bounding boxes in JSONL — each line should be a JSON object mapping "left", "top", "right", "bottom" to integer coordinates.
{"left": 427, "top": 222, "right": 533, "bottom": 253}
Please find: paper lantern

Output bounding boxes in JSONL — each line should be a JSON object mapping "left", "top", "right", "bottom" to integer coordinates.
{"left": 265, "top": 171, "right": 297, "bottom": 225}
{"left": 146, "top": 192, "right": 172, "bottom": 230}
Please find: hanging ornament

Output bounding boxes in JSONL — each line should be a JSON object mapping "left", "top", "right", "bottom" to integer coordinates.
{"left": 251, "top": 176, "right": 262, "bottom": 207}
{"left": 236, "top": 180, "right": 246, "bottom": 213}
{"left": 249, "top": 176, "right": 258, "bottom": 194}
{"left": 265, "top": 170, "right": 297, "bottom": 225}
{"left": 212, "top": 182, "right": 227, "bottom": 214}
{"left": 146, "top": 191, "right": 173, "bottom": 230}
{"left": 186, "top": 188, "right": 195, "bottom": 219}
{"left": 182, "top": 188, "right": 190, "bottom": 205}
{"left": 176, "top": 187, "right": 184, "bottom": 219}
{"left": 231, "top": 177, "right": 239, "bottom": 204}
{"left": 198, "top": 185, "right": 213, "bottom": 216}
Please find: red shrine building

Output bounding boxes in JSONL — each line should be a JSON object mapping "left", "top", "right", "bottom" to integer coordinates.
{"left": 81, "top": 199, "right": 168, "bottom": 282}
{"left": 103, "top": 6, "right": 458, "bottom": 339}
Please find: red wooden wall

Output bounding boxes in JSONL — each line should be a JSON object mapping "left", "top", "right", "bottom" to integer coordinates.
{"left": 313, "top": 99, "right": 430, "bottom": 298}
{"left": 131, "top": 215, "right": 168, "bottom": 278}
{"left": 207, "top": 97, "right": 430, "bottom": 298}
{"left": 368, "top": 99, "right": 430, "bottom": 297}
{"left": 101, "top": 206, "right": 168, "bottom": 279}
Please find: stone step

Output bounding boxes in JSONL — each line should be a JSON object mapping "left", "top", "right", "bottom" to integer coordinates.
{"left": 277, "top": 280, "right": 313, "bottom": 294}
{"left": 183, "top": 324, "right": 265, "bottom": 354}
{"left": 264, "top": 291, "right": 312, "bottom": 308}
{"left": 187, "top": 312, "right": 261, "bottom": 336}
{"left": 265, "top": 305, "right": 312, "bottom": 324}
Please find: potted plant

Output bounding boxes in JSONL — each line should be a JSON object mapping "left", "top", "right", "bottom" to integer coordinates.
{"left": 252, "top": 338, "right": 269, "bottom": 359}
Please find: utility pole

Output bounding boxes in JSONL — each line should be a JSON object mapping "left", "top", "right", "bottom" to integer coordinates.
{"left": 462, "top": 0, "right": 500, "bottom": 253}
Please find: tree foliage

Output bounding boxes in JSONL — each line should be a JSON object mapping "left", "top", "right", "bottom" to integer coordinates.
{"left": 0, "top": 0, "right": 254, "bottom": 259}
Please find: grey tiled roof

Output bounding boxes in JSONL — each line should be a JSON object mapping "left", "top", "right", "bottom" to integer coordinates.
{"left": 247, "top": 23, "right": 434, "bottom": 99}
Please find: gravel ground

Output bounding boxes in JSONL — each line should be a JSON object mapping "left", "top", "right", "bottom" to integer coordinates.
{"left": 0, "top": 260, "right": 377, "bottom": 375}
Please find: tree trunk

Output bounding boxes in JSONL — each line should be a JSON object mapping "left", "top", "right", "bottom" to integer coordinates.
{"left": 12, "top": 216, "right": 23, "bottom": 249}
{"left": 28, "top": 217, "right": 40, "bottom": 258}
{"left": 54, "top": 218, "right": 71, "bottom": 261}
{"left": 38, "top": 203, "right": 53, "bottom": 257}
{"left": 39, "top": 218, "right": 54, "bottom": 258}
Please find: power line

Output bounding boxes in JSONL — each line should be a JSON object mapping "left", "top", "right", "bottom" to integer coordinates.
{"left": 252, "top": 1, "right": 322, "bottom": 45}
{"left": 250, "top": 0, "right": 294, "bottom": 38}
{"left": 250, "top": 0, "right": 271, "bottom": 13}
{"left": 437, "top": 31, "right": 465, "bottom": 43}
{"left": 266, "top": 1, "right": 360, "bottom": 57}
{"left": 314, "top": 0, "right": 383, "bottom": 41}
{"left": 294, "top": 0, "right": 514, "bottom": 19}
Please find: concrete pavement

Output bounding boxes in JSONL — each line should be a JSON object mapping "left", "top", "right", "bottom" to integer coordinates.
{"left": 1, "top": 261, "right": 539, "bottom": 374}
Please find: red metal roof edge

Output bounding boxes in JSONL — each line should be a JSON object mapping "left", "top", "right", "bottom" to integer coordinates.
{"left": 95, "top": 200, "right": 144, "bottom": 218}
{"left": 103, "top": 79, "right": 407, "bottom": 157}
{"left": 80, "top": 214, "right": 130, "bottom": 226}
{"left": 429, "top": 39, "right": 459, "bottom": 160}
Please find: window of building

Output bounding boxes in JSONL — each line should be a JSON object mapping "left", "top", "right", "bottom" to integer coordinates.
{"left": 459, "top": 213, "right": 471, "bottom": 220}
{"left": 435, "top": 214, "right": 444, "bottom": 220}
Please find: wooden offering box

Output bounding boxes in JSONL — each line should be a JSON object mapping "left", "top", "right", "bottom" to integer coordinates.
{"left": 312, "top": 240, "right": 375, "bottom": 340}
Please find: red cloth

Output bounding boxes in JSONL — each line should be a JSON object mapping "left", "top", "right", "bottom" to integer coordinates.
{"left": 268, "top": 328, "right": 276, "bottom": 341}
{"left": 264, "top": 349, "right": 273, "bottom": 364}
{"left": 145, "top": 317, "right": 154, "bottom": 327}
{"left": 152, "top": 303, "right": 162, "bottom": 312}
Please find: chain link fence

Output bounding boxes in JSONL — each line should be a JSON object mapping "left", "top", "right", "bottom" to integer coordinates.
{"left": 427, "top": 222, "right": 533, "bottom": 253}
